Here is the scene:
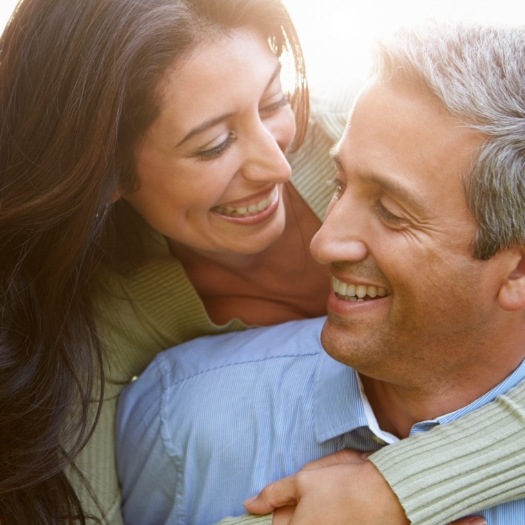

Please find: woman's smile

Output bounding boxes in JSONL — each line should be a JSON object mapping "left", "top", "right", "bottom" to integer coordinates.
{"left": 211, "top": 186, "right": 280, "bottom": 222}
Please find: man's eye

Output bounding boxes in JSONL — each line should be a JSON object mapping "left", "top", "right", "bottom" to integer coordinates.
{"left": 374, "top": 200, "right": 405, "bottom": 227}
{"left": 330, "top": 178, "right": 345, "bottom": 199}
{"left": 325, "top": 178, "right": 345, "bottom": 215}
{"left": 195, "top": 134, "right": 236, "bottom": 161}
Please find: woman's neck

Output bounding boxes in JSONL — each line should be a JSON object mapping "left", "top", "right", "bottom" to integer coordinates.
{"left": 170, "top": 185, "right": 330, "bottom": 326}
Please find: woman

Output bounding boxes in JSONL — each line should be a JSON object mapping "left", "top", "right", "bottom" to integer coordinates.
{"left": 0, "top": 0, "right": 523, "bottom": 523}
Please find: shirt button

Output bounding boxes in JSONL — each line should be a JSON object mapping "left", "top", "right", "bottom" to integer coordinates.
{"left": 372, "top": 435, "right": 387, "bottom": 445}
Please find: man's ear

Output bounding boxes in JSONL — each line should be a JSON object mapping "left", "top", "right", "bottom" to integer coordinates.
{"left": 498, "top": 246, "right": 525, "bottom": 311}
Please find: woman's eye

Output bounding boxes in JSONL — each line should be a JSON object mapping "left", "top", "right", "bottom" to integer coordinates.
{"left": 195, "top": 133, "right": 236, "bottom": 161}
{"left": 374, "top": 200, "right": 405, "bottom": 227}
{"left": 259, "top": 96, "right": 289, "bottom": 115}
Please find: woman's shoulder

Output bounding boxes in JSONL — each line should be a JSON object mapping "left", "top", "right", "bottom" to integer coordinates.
{"left": 289, "top": 80, "right": 364, "bottom": 220}
{"left": 95, "top": 248, "right": 247, "bottom": 383}
{"left": 308, "top": 80, "right": 362, "bottom": 142}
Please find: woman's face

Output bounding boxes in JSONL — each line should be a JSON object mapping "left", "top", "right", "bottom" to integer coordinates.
{"left": 122, "top": 26, "right": 297, "bottom": 258}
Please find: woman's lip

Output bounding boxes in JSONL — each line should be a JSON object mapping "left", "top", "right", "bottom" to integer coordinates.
{"left": 211, "top": 186, "right": 279, "bottom": 218}
{"left": 211, "top": 186, "right": 281, "bottom": 224}
{"left": 215, "top": 186, "right": 277, "bottom": 210}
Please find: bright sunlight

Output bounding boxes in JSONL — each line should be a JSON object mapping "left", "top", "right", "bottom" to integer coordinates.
{"left": 1, "top": 0, "right": 524, "bottom": 92}
{"left": 283, "top": 0, "right": 525, "bottom": 91}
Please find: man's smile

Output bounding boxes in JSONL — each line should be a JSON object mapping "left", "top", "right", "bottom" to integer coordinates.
{"left": 332, "top": 276, "right": 388, "bottom": 302}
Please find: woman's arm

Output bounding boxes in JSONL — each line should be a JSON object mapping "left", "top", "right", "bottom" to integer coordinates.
{"left": 370, "top": 380, "right": 525, "bottom": 524}
{"left": 245, "top": 381, "right": 525, "bottom": 524}
{"left": 218, "top": 517, "right": 272, "bottom": 525}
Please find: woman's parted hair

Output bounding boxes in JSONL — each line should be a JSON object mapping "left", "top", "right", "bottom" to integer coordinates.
{"left": 0, "top": 0, "right": 307, "bottom": 522}
{"left": 373, "top": 21, "right": 525, "bottom": 260}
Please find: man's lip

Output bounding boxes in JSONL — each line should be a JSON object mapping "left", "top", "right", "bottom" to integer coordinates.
{"left": 325, "top": 286, "right": 390, "bottom": 319}
{"left": 331, "top": 275, "right": 389, "bottom": 300}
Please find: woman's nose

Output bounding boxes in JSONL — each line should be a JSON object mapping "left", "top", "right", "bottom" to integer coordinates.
{"left": 240, "top": 111, "right": 295, "bottom": 183}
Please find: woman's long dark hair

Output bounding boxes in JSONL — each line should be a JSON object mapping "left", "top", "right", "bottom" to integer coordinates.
{"left": 0, "top": 0, "right": 308, "bottom": 522}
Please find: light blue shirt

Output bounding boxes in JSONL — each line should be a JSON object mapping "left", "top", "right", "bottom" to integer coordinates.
{"left": 116, "top": 317, "right": 525, "bottom": 525}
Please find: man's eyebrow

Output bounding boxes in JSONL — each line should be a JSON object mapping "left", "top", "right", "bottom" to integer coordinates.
{"left": 331, "top": 152, "right": 428, "bottom": 216}
{"left": 175, "top": 62, "right": 283, "bottom": 148}
{"left": 330, "top": 149, "right": 342, "bottom": 171}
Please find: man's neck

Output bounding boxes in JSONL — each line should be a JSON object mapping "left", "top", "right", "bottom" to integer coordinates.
{"left": 358, "top": 373, "right": 501, "bottom": 439}
{"left": 359, "top": 375, "right": 414, "bottom": 438}
{"left": 358, "top": 333, "right": 525, "bottom": 438}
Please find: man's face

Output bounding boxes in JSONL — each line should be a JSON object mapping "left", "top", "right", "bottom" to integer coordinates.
{"left": 310, "top": 81, "right": 511, "bottom": 391}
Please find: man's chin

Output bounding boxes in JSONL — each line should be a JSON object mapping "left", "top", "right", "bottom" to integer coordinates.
{"left": 320, "top": 319, "right": 356, "bottom": 365}
{"left": 320, "top": 316, "right": 381, "bottom": 369}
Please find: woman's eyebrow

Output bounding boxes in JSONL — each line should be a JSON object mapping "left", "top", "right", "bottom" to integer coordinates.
{"left": 175, "top": 62, "right": 283, "bottom": 148}
{"left": 176, "top": 112, "right": 235, "bottom": 148}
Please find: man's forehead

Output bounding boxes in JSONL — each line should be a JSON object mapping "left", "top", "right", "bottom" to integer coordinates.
{"left": 335, "top": 80, "right": 481, "bottom": 161}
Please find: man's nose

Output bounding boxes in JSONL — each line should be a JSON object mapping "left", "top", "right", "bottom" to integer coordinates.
{"left": 310, "top": 195, "right": 369, "bottom": 265}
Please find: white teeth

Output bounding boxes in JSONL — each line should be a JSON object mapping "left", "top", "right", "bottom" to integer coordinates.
{"left": 356, "top": 285, "right": 367, "bottom": 299}
{"left": 332, "top": 276, "right": 387, "bottom": 301}
{"left": 214, "top": 189, "right": 276, "bottom": 217}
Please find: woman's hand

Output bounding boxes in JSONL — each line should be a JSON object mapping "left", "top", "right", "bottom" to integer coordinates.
{"left": 244, "top": 450, "right": 487, "bottom": 525}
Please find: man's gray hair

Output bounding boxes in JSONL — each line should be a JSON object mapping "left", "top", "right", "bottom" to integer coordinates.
{"left": 373, "top": 21, "right": 525, "bottom": 259}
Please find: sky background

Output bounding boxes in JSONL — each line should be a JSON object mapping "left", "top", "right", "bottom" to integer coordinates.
{"left": 1, "top": 0, "right": 524, "bottom": 91}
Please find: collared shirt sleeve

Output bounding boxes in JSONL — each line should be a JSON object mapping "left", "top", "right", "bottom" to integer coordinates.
{"left": 369, "top": 379, "right": 525, "bottom": 524}
{"left": 116, "top": 318, "right": 330, "bottom": 525}
{"left": 116, "top": 362, "right": 181, "bottom": 525}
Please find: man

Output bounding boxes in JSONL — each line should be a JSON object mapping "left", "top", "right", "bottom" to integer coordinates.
{"left": 245, "top": 23, "right": 525, "bottom": 525}
{"left": 116, "top": 22, "right": 525, "bottom": 525}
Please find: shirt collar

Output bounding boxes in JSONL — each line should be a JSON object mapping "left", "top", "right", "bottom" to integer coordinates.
{"left": 314, "top": 349, "right": 525, "bottom": 442}
{"left": 412, "top": 358, "right": 525, "bottom": 432}
{"left": 313, "top": 351, "right": 369, "bottom": 443}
